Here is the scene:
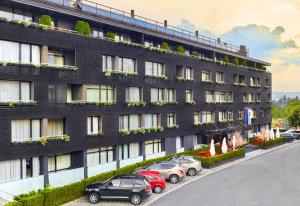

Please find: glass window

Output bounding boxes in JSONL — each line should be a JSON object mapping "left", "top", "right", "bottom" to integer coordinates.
{"left": 119, "top": 143, "right": 140, "bottom": 160}
{"left": 93, "top": 28, "right": 104, "bottom": 38}
{"left": 125, "top": 87, "right": 142, "bottom": 102}
{"left": 194, "top": 112, "right": 201, "bottom": 124}
{"left": 202, "top": 70, "right": 212, "bottom": 82}
{"left": 48, "top": 50, "right": 64, "bottom": 66}
{"left": 11, "top": 119, "right": 41, "bottom": 142}
{"left": 144, "top": 114, "right": 159, "bottom": 128}
{"left": 216, "top": 72, "right": 224, "bottom": 83}
{"left": 0, "top": 6, "right": 13, "bottom": 20}
{"left": 205, "top": 91, "right": 214, "bottom": 103}
{"left": 167, "top": 113, "right": 176, "bottom": 127}
{"left": 184, "top": 67, "right": 193, "bottom": 80}
{"left": 151, "top": 88, "right": 164, "bottom": 102}
{"left": 145, "top": 61, "right": 165, "bottom": 76}
{"left": 119, "top": 57, "right": 136, "bottom": 73}
{"left": 145, "top": 139, "right": 163, "bottom": 155}
{"left": 102, "top": 55, "right": 114, "bottom": 71}
{"left": 48, "top": 154, "right": 71, "bottom": 172}
{"left": 0, "top": 80, "right": 32, "bottom": 101}
{"left": 86, "top": 85, "right": 116, "bottom": 103}
{"left": 48, "top": 119, "right": 64, "bottom": 137}
{"left": 166, "top": 89, "right": 176, "bottom": 102}
{"left": 186, "top": 90, "right": 193, "bottom": 102}
{"left": 87, "top": 116, "right": 102, "bottom": 135}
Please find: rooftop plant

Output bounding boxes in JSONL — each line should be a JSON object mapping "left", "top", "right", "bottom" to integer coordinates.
{"left": 241, "top": 59, "right": 248, "bottom": 67}
{"left": 75, "top": 20, "right": 91, "bottom": 36}
{"left": 222, "top": 55, "right": 229, "bottom": 64}
{"left": 105, "top": 32, "right": 116, "bottom": 41}
{"left": 233, "top": 57, "right": 239, "bottom": 65}
{"left": 38, "top": 15, "right": 52, "bottom": 26}
{"left": 191, "top": 51, "right": 199, "bottom": 57}
{"left": 161, "top": 41, "right": 170, "bottom": 51}
{"left": 176, "top": 45, "right": 185, "bottom": 55}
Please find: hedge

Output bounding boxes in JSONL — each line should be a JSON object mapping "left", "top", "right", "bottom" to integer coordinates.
{"left": 261, "top": 137, "right": 286, "bottom": 149}
{"left": 38, "top": 15, "right": 52, "bottom": 27}
{"left": 197, "top": 148, "right": 245, "bottom": 168}
{"left": 6, "top": 145, "right": 218, "bottom": 206}
{"left": 75, "top": 20, "right": 91, "bottom": 36}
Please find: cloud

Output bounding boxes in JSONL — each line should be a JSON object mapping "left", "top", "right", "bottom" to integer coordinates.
{"left": 176, "top": 19, "right": 216, "bottom": 38}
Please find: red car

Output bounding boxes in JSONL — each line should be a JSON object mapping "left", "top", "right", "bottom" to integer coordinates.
{"left": 136, "top": 170, "right": 166, "bottom": 194}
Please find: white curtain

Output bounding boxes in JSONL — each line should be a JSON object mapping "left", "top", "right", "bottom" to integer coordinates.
{"left": 100, "top": 149, "right": 107, "bottom": 164}
{"left": 127, "top": 87, "right": 140, "bottom": 102}
{"left": 0, "top": 40, "right": 19, "bottom": 62}
{"left": 20, "top": 82, "right": 30, "bottom": 101}
{"left": 31, "top": 45, "right": 40, "bottom": 65}
{"left": 107, "top": 148, "right": 113, "bottom": 163}
{"left": 120, "top": 58, "right": 135, "bottom": 73}
{"left": 11, "top": 120, "right": 30, "bottom": 142}
{"left": 119, "top": 115, "right": 128, "bottom": 131}
{"left": 92, "top": 117, "right": 99, "bottom": 133}
{"left": 21, "top": 44, "right": 30, "bottom": 64}
{"left": 151, "top": 88, "right": 158, "bottom": 102}
{"left": 56, "top": 154, "right": 71, "bottom": 171}
{"left": 145, "top": 140, "right": 154, "bottom": 155}
{"left": 31, "top": 119, "right": 41, "bottom": 140}
{"left": 144, "top": 114, "right": 152, "bottom": 129}
{"left": 48, "top": 119, "right": 64, "bottom": 136}
{"left": 0, "top": 80, "right": 19, "bottom": 101}
{"left": 87, "top": 85, "right": 99, "bottom": 102}
{"left": 157, "top": 63, "right": 163, "bottom": 76}
{"left": 129, "top": 115, "right": 139, "bottom": 130}
{"left": 129, "top": 143, "right": 139, "bottom": 158}
{"left": 32, "top": 157, "right": 40, "bottom": 177}
{"left": 0, "top": 159, "right": 21, "bottom": 183}
{"left": 87, "top": 149, "right": 100, "bottom": 167}
{"left": 167, "top": 89, "right": 175, "bottom": 102}
{"left": 122, "top": 144, "right": 129, "bottom": 160}
{"left": 48, "top": 157, "right": 56, "bottom": 172}
{"left": 176, "top": 136, "right": 182, "bottom": 149}
{"left": 0, "top": 6, "right": 13, "bottom": 20}
{"left": 145, "top": 61, "right": 152, "bottom": 75}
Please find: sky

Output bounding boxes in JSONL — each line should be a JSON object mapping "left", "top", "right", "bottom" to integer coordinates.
{"left": 97, "top": 0, "right": 300, "bottom": 92}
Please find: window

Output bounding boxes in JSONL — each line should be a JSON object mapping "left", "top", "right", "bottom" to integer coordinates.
{"left": 239, "top": 75, "right": 246, "bottom": 85}
{"left": 265, "top": 79, "right": 269, "bottom": 87}
{"left": 121, "top": 179, "right": 133, "bottom": 188}
{"left": 0, "top": 157, "right": 39, "bottom": 183}
{"left": 48, "top": 84, "right": 66, "bottom": 103}
{"left": 118, "top": 57, "right": 136, "bottom": 73}
{"left": 205, "top": 91, "right": 214, "bottom": 103}
{"left": 194, "top": 112, "right": 201, "bottom": 124}
{"left": 120, "top": 34, "right": 131, "bottom": 42}
{"left": 167, "top": 113, "right": 176, "bottom": 127}
{"left": 243, "top": 93, "right": 248, "bottom": 102}
{"left": 48, "top": 50, "right": 64, "bottom": 66}
{"left": 125, "top": 87, "right": 142, "bottom": 102}
{"left": 11, "top": 119, "right": 41, "bottom": 142}
{"left": 86, "top": 147, "right": 114, "bottom": 166}
{"left": 119, "top": 115, "right": 141, "bottom": 131}
{"left": 218, "top": 111, "right": 227, "bottom": 122}
{"left": 144, "top": 114, "right": 160, "bottom": 128}
{"left": 87, "top": 117, "right": 102, "bottom": 135}
{"left": 249, "top": 93, "right": 255, "bottom": 102}
{"left": 215, "top": 91, "right": 226, "bottom": 103}
{"left": 0, "top": 6, "right": 32, "bottom": 21}
{"left": 233, "top": 74, "right": 238, "bottom": 84}
{"left": 48, "top": 119, "right": 64, "bottom": 137}
{"left": 145, "top": 139, "right": 164, "bottom": 155}
{"left": 239, "top": 110, "right": 243, "bottom": 120}
{"left": 151, "top": 88, "right": 165, "bottom": 102}
{"left": 186, "top": 90, "right": 193, "bottom": 102}
{"left": 102, "top": 55, "right": 114, "bottom": 72}
{"left": 119, "top": 143, "right": 140, "bottom": 160}
{"left": 227, "top": 92, "right": 233, "bottom": 102}
{"left": 48, "top": 154, "right": 71, "bottom": 172}
{"left": 256, "top": 93, "right": 261, "bottom": 102}
{"left": 177, "top": 66, "right": 193, "bottom": 80}
{"left": 92, "top": 28, "right": 104, "bottom": 38}
{"left": 228, "top": 111, "right": 233, "bottom": 121}
{"left": 145, "top": 61, "right": 165, "bottom": 77}
{"left": 216, "top": 72, "right": 224, "bottom": 83}
{"left": 166, "top": 89, "right": 176, "bottom": 102}
{"left": 0, "top": 40, "right": 40, "bottom": 64}
{"left": 176, "top": 136, "right": 184, "bottom": 149}
{"left": 144, "top": 40, "right": 154, "bottom": 47}
{"left": 202, "top": 111, "right": 214, "bottom": 123}
{"left": 0, "top": 80, "right": 32, "bottom": 102}
{"left": 202, "top": 70, "right": 212, "bottom": 82}
{"left": 86, "top": 85, "right": 116, "bottom": 103}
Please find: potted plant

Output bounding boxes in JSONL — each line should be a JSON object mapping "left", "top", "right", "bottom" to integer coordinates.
{"left": 75, "top": 20, "right": 91, "bottom": 36}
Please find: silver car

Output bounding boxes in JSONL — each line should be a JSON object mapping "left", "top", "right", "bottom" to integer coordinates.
{"left": 171, "top": 156, "right": 202, "bottom": 176}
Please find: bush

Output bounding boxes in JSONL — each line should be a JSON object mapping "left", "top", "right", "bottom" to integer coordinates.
{"left": 75, "top": 20, "right": 91, "bottom": 36}
{"left": 18, "top": 193, "right": 44, "bottom": 206}
{"left": 261, "top": 137, "right": 286, "bottom": 149}
{"left": 105, "top": 32, "right": 116, "bottom": 41}
{"left": 161, "top": 42, "right": 170, "bottom": 50}
{"left": 38, "top": 15, "right": 52, "bottom": 26}
{"left": 43, "top": 181, "right": 84, "bottom": 206}
{"left": 191, "top": 51, "right": 199, "bottom": 57}
{"left": 241, "top": 59, "right": 248, "bottom": 67}
{"left": 4, "top": 201, "right": 21, "bottom": 206}
{"left": 222, "top": 55, "right": 229, "bottom": 64}
{"left": 176, "top": 45, "right": 185, "bottom": 55}
{"left": 233, "top": 57, "right": 239, "bottom": 65}
{"left": 197, "top": 148, "right": 245, "bottom": 168}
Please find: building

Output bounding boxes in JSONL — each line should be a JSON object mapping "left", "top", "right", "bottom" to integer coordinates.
{"left": 0, "top": 0, "right": 272, "bottom": 200}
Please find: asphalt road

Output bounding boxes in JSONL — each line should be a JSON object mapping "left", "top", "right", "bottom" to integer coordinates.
{"left": 151, "top": 143, "right": 300, "bottom": 206}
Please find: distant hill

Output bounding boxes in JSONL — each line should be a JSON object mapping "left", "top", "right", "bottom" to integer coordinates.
{"left": 273, "top": 92, "right": 300, "bottom": 101}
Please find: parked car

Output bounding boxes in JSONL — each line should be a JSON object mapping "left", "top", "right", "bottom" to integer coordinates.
{"left": 287, "top": 129, "right": 300, "bottom": 139}
{"left": 135, "top": 161, "right": 185, "bottom": 184}
{"left": 85, "top": 174, "right": 152, "bottom": 205}
{"left": 136, "top": 170, "right": 166, "bottom": 193}
{"left": 170, "top": 156, "right": 202, "bottom": 176}
{"left": 281, "top": 132, "right": 294, "bottom": 142}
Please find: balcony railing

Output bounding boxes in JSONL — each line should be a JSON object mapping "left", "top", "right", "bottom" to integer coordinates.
{"left": 37, "top": 0, "right": 248, "bottom": 56}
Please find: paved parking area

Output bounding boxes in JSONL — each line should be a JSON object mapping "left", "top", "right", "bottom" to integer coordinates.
{"left": 64, "top": 141, "right": 299, "bottom": 206}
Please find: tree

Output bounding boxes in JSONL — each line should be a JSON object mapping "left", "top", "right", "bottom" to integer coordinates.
{"left": 288, "top": 106, "right": 300, "bottom": 128}
{"left": 222, "top": 55, "right": 229, "bottom": 64}
{"left": 272, "top": 102, "right": 284, "bottom": 118}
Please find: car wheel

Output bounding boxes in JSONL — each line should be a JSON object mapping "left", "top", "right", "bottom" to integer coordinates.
{"left": 131, "top": 193, "right": 142, "bottom": 205}
{"left": 169, "top": 174, "right": 179, "bottom": 184}
{"left": 88, "top": 192, "right": 100, "bottom": 204}
{"left": 187, "top": 168, "right": 197, "bottom": 176}
{"left": 153, "top": 186, "right": 163, "bottom": 194}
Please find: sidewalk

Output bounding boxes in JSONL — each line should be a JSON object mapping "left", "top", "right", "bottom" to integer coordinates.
{"left": 65, "top": 140, "right": 300, "bottom": 206}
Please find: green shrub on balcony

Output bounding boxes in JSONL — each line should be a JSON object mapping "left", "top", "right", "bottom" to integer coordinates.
{"left": 105, "top": 32, "right": 116, "bottom": 41}
{"left": 176, "top": 45, "right": 185, "bottom": 55}
{"left": 161, "top": 42, "right": 170, "bottom": 51}
{"left": 241, "top": 59, "right": 248, "bottom": 67}
{"left": 233, "top": 57, "right": 239, "bottom": 65}
{"left": 38, "top": 15, "right": 52, "bottom": 27}
{"left": 75, "top": 20, "right": 91, "bottom": 36}
{"left": 222, "top": 55, "right": 229, "bottom": 64}
{"left": 191, "top": 51, "right": 199, "bottom": 57}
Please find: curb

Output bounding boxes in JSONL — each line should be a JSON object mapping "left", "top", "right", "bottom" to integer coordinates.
{"left": 145, "top": 141, "right": 300, "bottom": 206}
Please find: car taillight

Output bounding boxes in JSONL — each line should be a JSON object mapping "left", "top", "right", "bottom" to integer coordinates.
{"left": 145, "top": 186, "right": 151, "bottom": 192}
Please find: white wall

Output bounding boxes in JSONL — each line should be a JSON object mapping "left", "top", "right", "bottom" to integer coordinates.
{"left": 49, "top": 167, "right": 84, "bottom": 188}
{"left": 119, "top": 156, "right": 143, "bottom": 168}
{"left": 145, "top": 151, "right": 166, "bottom": 160}
{"left": 0, "top": 175, "right": 44, "bottom": 201}
{"left": 87, "top": 161, "right": 117, "bottom": 177}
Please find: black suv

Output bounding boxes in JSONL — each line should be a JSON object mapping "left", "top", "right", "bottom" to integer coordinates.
{"left": 85, "top": 174, "right": 152, "bottom": 205}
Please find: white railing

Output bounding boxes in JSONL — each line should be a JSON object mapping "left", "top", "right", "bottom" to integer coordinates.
{"left": 49, "top": 167, "right": 84, "bottom": 187}
{"left": 119, "top": 156, "right": 144, "bottom": 168}
{"left": 87, "top": 161, "right": 117, "bottom": 177}
{"left": 145, "top": 151, "right": 166, "bottom": 160}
